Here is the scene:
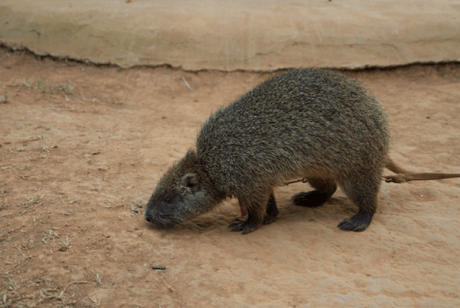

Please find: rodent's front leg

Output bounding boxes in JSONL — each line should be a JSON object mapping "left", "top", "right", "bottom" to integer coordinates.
{"left": 228, "top": 199, "right": 265, "bottom": 235}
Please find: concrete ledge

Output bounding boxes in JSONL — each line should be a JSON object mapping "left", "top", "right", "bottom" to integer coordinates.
{"left": 1, "top": 0, "right": 459, "bottom": 71}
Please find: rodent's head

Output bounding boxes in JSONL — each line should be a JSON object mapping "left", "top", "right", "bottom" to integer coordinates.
{"left": 144, "top": 150, "right": 224, "bottom": 229}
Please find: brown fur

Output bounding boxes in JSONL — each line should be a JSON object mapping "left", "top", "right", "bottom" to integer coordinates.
{"left": 145, "top": 68, "right": 391, "bottom": 234}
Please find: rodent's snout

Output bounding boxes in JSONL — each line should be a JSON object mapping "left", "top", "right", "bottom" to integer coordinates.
{"left": 144, "top": 211, "right": 179, "bottom": 229}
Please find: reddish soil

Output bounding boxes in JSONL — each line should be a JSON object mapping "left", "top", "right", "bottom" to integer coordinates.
{"left": 1, "top": 48, "right": 460, "bottom": 307}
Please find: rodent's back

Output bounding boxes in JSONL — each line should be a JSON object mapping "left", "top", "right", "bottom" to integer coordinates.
{"left": 197, "top": 68, "right": 389, "bottom": 195}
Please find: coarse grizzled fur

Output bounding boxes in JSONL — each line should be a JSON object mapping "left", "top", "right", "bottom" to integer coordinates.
{"left": 144, "top": 68, "right": 390, "bottom": 234}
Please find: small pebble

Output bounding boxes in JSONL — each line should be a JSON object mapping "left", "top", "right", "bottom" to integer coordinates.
{"left": 152, "top": 265, "right": 166, "bottom": 271}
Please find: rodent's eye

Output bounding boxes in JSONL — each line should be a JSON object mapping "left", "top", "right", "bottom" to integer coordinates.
{"left": 165, "top": 197, "right": 172, "bottom": 203}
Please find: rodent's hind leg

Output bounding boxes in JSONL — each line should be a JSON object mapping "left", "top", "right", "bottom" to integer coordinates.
{"left": 263, "top": 191, "right": 278, "bottom": 225}
{"left": 292, "top": 177, "right": 337, "bottom": 208}
{"left": 338, "top": 173, "right": 379, "bottom": 232}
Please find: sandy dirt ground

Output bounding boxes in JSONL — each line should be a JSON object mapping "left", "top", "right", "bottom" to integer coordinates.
{"left": 1, "top": 48, "right": 460, "bottom": 307}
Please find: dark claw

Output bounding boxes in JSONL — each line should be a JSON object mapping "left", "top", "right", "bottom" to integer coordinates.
{"left": 228, "top": 218, "right": 261, "bottom": 234}
{"left": 228, "top": 218, "right": 245, "bottom": 232}
{"left": 262, "top": 214, "right": 276, "bottom": 225}
{"left": 337, "top": 212, "right": 373, "bottom": 232}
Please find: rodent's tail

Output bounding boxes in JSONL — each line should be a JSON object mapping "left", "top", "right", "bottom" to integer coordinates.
{"left": 384, "top": 156, "right": 460, "bottom": 183}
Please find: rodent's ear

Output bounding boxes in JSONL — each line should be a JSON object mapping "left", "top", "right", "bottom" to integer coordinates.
{"left": 181, "top": 173, "right": 200, "bottom": 192}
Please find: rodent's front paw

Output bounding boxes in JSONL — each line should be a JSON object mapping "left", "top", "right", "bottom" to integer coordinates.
{"left": 228, "top": 218, "right": 261, "bottom": 235}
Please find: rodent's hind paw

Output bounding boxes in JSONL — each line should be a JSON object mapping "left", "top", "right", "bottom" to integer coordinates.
{"left": 228, "top": 218, "right": 261, "bottom": 235}
{"left": 337, "top": 212, "right": 372, "bottom": 232}
{"left": 292, "top": 190, "right": 329, "bottom": 208}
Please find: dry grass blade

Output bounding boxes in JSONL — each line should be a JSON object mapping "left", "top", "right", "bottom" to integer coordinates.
{"left": 181, "top": 76, "right": 193, "bottom": 91}
{"left": 0, "top": 179, "right": 13, "bottom": 187}
{"left": 42, "top": 228, "right": 59, "bottom": 244}
{"left": 30, "top": 281, "right": 87, "bottom": 307}
{"left": 0, "top": 91, "right": 7, "bottom": 104}
{"left": 20, "top": 194, "right": 44, "bottom": 207}
{"left": 89, "top": 295, "right": 101, "bottom": 306}
{"left": 162, "top": 279, "right": 174, "bottom": 293}
{"left": 57, "top": 80, "right": 74, "bottom": 94}
{"left": 6, "top": 277, "right": 16, "bottom": 290}
{"left": 95, "top": 273, "right": 102, "bottom": 286}
{"left": 15, "top": 245, "right": 26, "bottom": 258}
{"left": 58, "top": 281, "right": 88, "bottom": 297}
{"left": 37, "top": 135, "right": 49, "bottom": 152}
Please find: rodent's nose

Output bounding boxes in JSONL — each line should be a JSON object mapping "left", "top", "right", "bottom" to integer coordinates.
{"left": 145, "top": 216, "right": 152, "bottom": 223}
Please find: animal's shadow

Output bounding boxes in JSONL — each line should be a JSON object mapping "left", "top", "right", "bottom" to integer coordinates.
{"left": 143, "top": 196, "right": 357, "bottom": 235}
